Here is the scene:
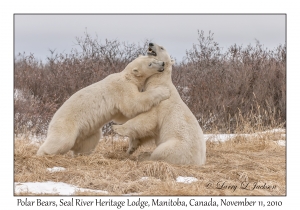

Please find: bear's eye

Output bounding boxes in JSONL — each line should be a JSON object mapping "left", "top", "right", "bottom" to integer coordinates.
{"left": 149, "top": 63, "right": 152, "bottom": 66}
{"left": 161, "top": 47, "right": 164, "bottom": 50}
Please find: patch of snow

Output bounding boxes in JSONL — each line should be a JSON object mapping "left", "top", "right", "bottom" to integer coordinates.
{"left": 139, "top": 175, "right": 197, "bottom": 184}
{"left": 266, "top": 128, "right": 286, "bottom": 133}
{"left": 101, "top": 135, "right": 129, "bottom": 142}
{"left": 176, "top": 176, "right": 198, "bottom": 184}
{"left": 75, "top": 188, "right": 108, "bottom": 194}
{"left": 29, "top": 135, "right": 45, "bottom": 143}
{"left": 182, "top": 86, "right": 189, "bottom": 94}
{"left": 202, "top": 115, "right": 218, "bottom": 130}
{"left": 14, "top": 181, "right": 108, "bottom": 195}
{"left": 276, "top": 140, "right": 286, "bottom": 146}
{"left": 14, "top": 89, "right": 26, "bottom": 101}
{"left": 204, "top": 134, "right": 236, "bottom": 142}
{"left": 47, "top": 167, "right": 66, "bottom": 173}
{"left": 123, "top": 192, "right": 140, "bottom": 196}
{"left": 15, "top": 133, "right": 45, "bottom": 143}
{"left": 138, "top": 177, "right": 161, "bottom": 183}
{"left": 254, "top": 129, "right": 286, "bottom": 135}
{"left": 204, "top": 128, "right": 286, "bottom": 147}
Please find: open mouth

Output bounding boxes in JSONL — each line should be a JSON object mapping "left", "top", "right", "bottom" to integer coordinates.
{"left": 147, "top": 47, "right": 157, "bottom": 56}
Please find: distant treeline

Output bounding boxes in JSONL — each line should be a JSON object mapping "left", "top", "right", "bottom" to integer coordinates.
{"left": 14, "top": 30, "right": 286, "bottom": 135}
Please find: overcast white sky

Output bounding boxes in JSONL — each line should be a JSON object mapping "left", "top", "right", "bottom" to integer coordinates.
{"left": 15, "top": 14, "right": 286, "bottom": 62}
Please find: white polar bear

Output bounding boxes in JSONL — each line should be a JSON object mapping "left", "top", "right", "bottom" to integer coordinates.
{"left": 37, "top": 56, "right": 170, "bottom": 156}
{"left": 113, "top": 43, "right": 206, "bottom": 166}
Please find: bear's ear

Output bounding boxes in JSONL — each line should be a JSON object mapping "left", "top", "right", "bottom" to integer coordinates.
{"left": 132, "top": 68, "right": 141, "bottom": 77}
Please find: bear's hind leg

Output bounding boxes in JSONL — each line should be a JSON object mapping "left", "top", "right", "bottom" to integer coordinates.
{"left": 127, "top": 136, "right": 154, "bottom": 154}
{"left": 127, "top": 137, "right": 140, "bottom": 154}
{"left": 149, "top": 139, "right": 189, "bottom": 165}
{"left": 36, "top": 133, "right": 78, "bottom": 156}
{"left": 36, "top": 123, "right": 80, "bottom": 156}
{"left": 72, "top": 130, "right": 101, "bottom": 155}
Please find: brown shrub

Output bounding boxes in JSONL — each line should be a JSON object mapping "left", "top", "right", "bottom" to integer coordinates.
{"left": 181, "top": 30, "right": 286, "bottom": 132}
{"left": 14, "top": 30, "right": 286, "bottom": 135}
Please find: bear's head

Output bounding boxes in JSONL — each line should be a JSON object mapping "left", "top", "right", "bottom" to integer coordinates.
{"left": 127, "top": 55, "right": 165, "bottom": 78}
{"left": 147, "top": 43, "right": 175, "bottom": 66}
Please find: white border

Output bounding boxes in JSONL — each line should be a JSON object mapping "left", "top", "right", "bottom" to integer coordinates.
{"left": 3, "top": 0, "right": 296, "bottom": 209}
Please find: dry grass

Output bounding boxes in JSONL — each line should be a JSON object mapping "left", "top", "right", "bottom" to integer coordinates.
{"left": 14, "top": 130, "right": 286, "bottom": 196}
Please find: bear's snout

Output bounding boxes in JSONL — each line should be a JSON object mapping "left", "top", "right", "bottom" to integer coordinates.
{"left": 162, "top": 62, "right": 165, "bottom": 66}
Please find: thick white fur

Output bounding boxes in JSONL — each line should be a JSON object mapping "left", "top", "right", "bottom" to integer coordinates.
{"left": 113, "top": 43, "right": 206, "bottom": 166}
{"left": 37, "top": 56, "right": 170, "bottom": 156}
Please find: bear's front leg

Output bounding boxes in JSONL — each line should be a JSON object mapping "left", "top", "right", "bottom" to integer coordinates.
{"left": 113, "top": 124, "right": 139, "bottom": 154}
{"left": 112, "top": 124, "right": 130, "bottom": 137}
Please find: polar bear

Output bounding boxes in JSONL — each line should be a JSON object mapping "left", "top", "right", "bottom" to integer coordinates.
{"left": 37, "top": 56, "right": 170, "bottom": 156}
{"left": 113, "top": 43, "right": 206, "bottom": 166}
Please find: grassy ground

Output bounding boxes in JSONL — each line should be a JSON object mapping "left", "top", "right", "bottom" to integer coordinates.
{"left": 14, "top": 130, "right": 286, "bottom": 196}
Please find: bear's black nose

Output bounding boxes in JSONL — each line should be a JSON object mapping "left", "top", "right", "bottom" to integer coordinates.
{"left": 162, "top": 62, "right": 165, "bottom": 66}
{"left": 149, "top": 43, "right": 154, "bottom": 46}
